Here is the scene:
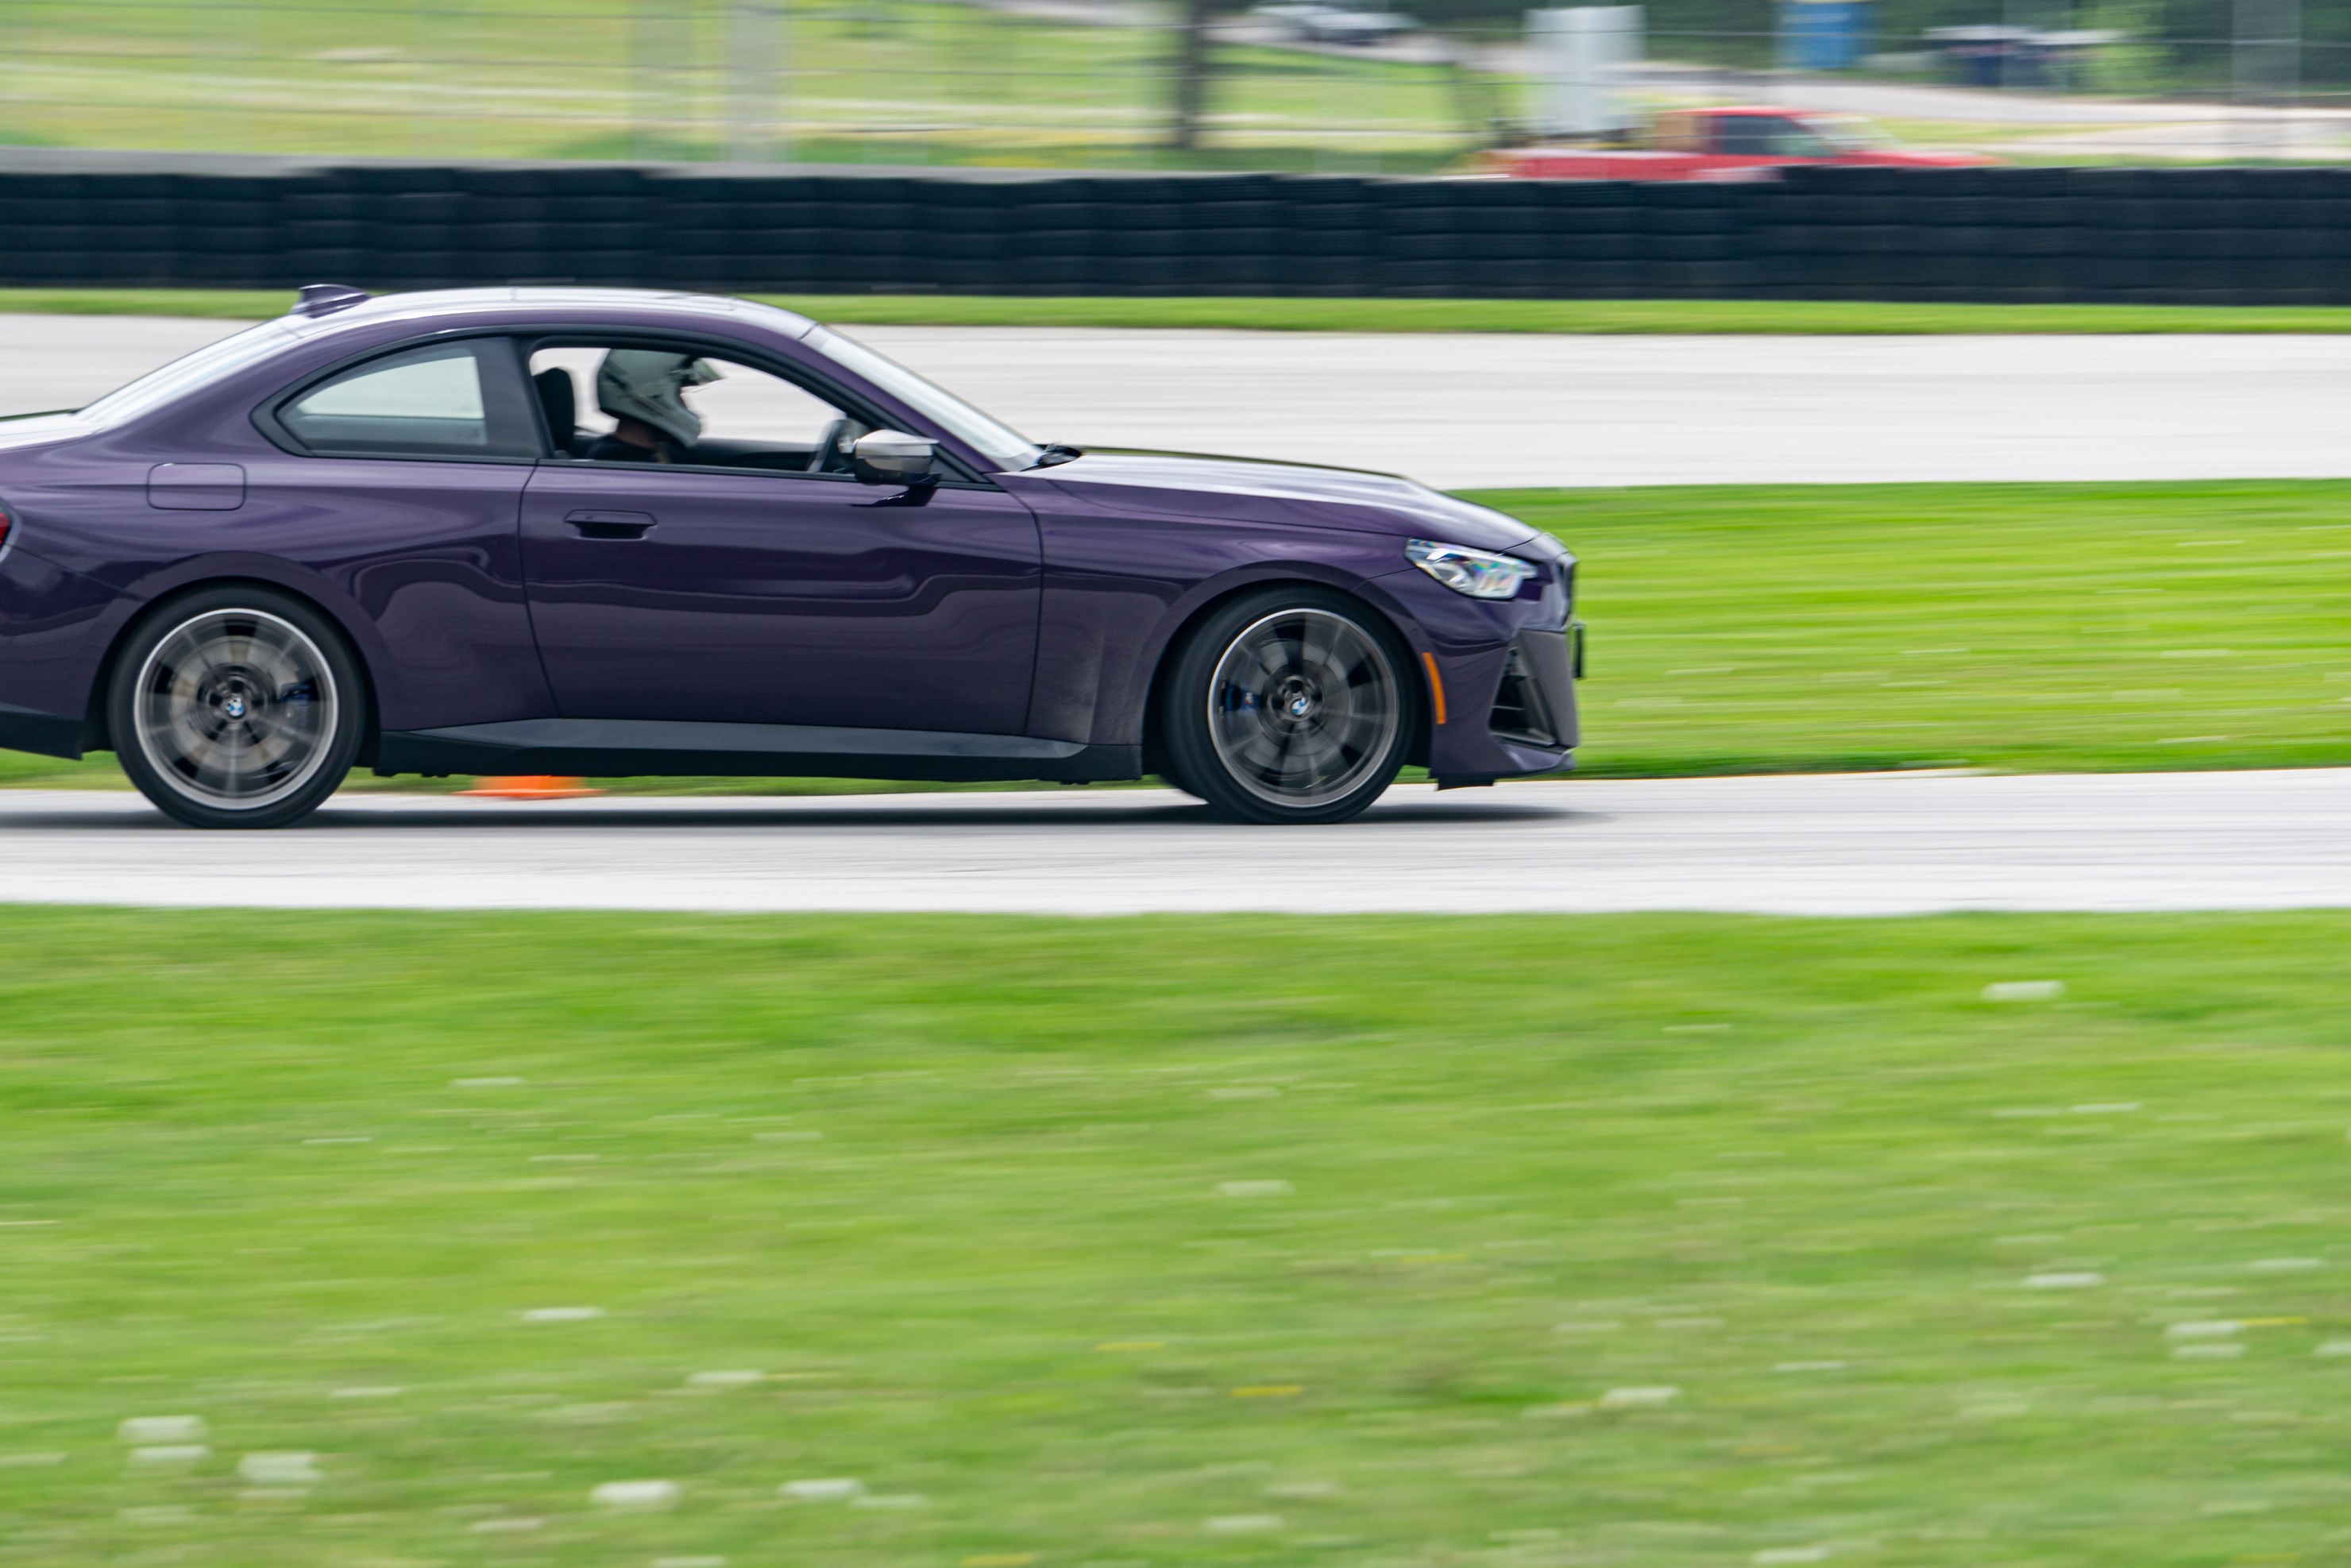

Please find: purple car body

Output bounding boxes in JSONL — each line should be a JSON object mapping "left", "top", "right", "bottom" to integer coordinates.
{"left": 0, "top": 288, "right": 1578, "bottom": 820}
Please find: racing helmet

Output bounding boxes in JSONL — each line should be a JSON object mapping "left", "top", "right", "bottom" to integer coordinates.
{"left": 596, "top": 350, "right": 720, "bottom": 449}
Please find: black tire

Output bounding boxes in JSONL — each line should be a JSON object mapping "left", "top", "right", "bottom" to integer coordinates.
{"left": 1158, "top": 585, "right": 1413, "bottom": 825}
{"left": 107, "top": 585, "right": 365, "bottom": 830}
{"left": 1153, "top": 764, "right": 1207, "bottom": 802}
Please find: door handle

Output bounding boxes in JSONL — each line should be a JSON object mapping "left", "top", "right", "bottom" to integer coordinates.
{"left": 566, "top": 509, "right": 656, "bottom": 539}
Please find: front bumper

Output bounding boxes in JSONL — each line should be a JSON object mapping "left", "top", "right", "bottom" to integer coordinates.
{"left": 1491, "top": 625, "right": 1579, "bottom": 752}
{"left": 1376, "top": 552, "right": 1581, "bottom": 785}
{"left": 1431, "top": 623, "right": 1579, "bottom": 785}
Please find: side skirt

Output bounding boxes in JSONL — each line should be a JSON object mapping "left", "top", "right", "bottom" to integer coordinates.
{"left": 374, "top": 716, "right": 1143, "bottom": 785}
{"left": 0, "top": 701, "right": 85, "bottom": 761}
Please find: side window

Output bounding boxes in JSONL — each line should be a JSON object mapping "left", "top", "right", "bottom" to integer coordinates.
{"left": 278, "top": 341, "right": 538, "bottom": 460}
{"left": 529, "top": 344, "right": 884, "bottom": 476}
{"left": 1776, "top": 122, "right": 1832, "bottom": 157}
{"left": 1718, "top": 115, "right": 1830, "bottom": 158}
{"left": 1714, "top": 116, "right": 1778, "bottom": 156}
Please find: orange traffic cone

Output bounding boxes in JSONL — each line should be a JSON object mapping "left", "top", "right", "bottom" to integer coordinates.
{"left": 459, "top": 775, "right": 601, "bottom": 800}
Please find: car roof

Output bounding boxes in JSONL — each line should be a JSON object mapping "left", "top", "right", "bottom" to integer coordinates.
{"left": 280, "top": 286, "right": 816, "bottom": 342}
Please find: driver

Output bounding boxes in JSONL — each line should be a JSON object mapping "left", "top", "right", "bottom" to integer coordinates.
{"left": 587, "top": 350, "right": 720, "bottom": 462}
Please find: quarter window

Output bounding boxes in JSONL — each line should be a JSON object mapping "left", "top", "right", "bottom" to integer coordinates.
{"left": 278, "top": 342, "right": 537, "bottom": 459}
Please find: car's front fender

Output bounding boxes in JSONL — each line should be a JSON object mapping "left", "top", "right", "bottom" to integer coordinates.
{"left": 1020, "top": 495, "right": 1418, "bottom": 750}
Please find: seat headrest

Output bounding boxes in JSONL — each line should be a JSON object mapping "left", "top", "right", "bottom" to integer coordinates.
{"left": 532, "top": 368, "right": 576, "bottom": 446}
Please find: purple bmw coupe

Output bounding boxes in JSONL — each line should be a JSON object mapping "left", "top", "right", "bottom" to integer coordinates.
{"left": 0, "top": 286, "right": 1580, "bottom": 828}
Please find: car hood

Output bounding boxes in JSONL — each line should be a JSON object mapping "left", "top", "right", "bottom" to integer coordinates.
{"left": 1022, "top": 451, "right": 1542, "bottom": 552}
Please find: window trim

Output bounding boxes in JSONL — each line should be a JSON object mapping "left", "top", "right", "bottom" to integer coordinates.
{"left": 517, "top": 328, "right": 993, "bottom": 489}
{"left": 253, "top": 329, "right": 544, "bottom": 465}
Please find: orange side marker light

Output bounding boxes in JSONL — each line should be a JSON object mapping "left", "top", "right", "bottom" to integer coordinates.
{"left": 1421, "top": 651, "right": 1448, "bottom": 725}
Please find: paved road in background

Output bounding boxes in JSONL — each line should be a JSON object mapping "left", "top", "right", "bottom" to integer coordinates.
{"left": 5, "top": 770, "right": 2347, "bottom": 915}
{"left": 11, "top": 314, "right": 2351, "bottom": 489}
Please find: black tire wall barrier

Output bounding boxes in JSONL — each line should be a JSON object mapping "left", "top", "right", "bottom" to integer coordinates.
{"left": 2, "top": 157, "right": 2347, "bottom": 304}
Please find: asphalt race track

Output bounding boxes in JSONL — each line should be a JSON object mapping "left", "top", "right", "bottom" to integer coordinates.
{"left": 8, "top": 315, "right": 2347, "bottom": 917}
{"left": 847, "top": 326, "right": 2351, "bottom": 489}
{"left": 9, "top": 314, "right": 2351, "bottom": 488}
{"left": 3, "top": 770, "right": 2347, "bottom": 916}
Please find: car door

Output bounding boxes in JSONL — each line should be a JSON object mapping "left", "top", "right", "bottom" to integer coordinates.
{"left": 516, "top": 343, "right": 1042, "bottom": 736}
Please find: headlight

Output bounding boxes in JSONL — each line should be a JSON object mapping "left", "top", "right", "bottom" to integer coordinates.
{"left": 1405, "top": 539, "right": 1535, "bottom": 601}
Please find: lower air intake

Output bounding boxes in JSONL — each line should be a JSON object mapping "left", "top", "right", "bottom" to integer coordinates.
{"left": 1489, "top": 647, "right": 1559, "bottom": 747}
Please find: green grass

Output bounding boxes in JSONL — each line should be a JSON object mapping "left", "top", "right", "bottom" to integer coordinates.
{"left": 0, "top": 292, "right": 299, "bottom": 320}
{"left": 0, "top": 1, "right": 2325, "bottom": 170}
{"left": 1477, "top": 480, "right": 2351, "bottom": 777}
{"left": 2, "top": 0, "right": 1495, "bottom": 166}
{"left": 0, "top": 752, "right": 125, "bottom": 789}
{"left": 15, "top": 478, "right": 2351, "bottom": 791}
{"left": 28, "top": 289, "right": 2351, "bottom": 335}
{"left": 0, "top": 2, "right": 2327, "bottom": 171}
{"left": 6, "top": 907, "right": 2351, "bottom": 1564}
{"left": 759, "top": 296, "right": 2351, "bottom": 335}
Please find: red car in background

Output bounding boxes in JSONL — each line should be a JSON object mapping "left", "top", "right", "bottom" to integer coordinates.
{"left": 1480, "top": 106, "right": 1996, "bottom": 180}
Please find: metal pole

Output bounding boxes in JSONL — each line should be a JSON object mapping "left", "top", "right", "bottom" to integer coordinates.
{"left": 183, "top": 0, "right": 197, "bottom": 151}
{"left": 723, "top": 0, "right": 777, "bottom": 161}
{"left": 411, "top": 0, "right": 426, "bottom": 157}
{"left": 1169, "top": 0, "right": 1211, "bottom": 151}
{"left": 776, "top": 0, "right": 793, "bottom": 165}
{"left": 2234, "top": 0, "right": 2298, "bottom": 157}
{"left": 633, "top": 0, "right": 655, "bottom": 159}
{"left": 1317, "top": 34, "right": 1333, "bottom": 171}
{"left": 633, "top": 0, "right": 694, "bottom": 160}
{"left": 473, "top": 0, "right": 488, "bottom": 160}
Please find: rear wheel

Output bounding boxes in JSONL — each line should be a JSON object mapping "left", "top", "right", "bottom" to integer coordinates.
{"left": 108, "top": 586, "right": 364, "bottom": 830}
{"left": 1159, "top": 586, "right": 1411, "bottom": 825}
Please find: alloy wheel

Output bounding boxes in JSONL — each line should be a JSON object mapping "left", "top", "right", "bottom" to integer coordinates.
{"left": 131, "top": 608, "right": 341, "bottom": 812}
{"left": 1205, "top": 607, "right": 1401, "bottom": 809}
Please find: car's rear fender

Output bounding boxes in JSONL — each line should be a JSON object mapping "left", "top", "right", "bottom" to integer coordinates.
{"left": 0, "top": 543, "right": 124, "bottom": 758}
{"left": 77, "top": 562, "right": 386, "bottom": 763}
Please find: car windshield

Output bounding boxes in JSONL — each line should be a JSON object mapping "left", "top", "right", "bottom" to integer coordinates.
{"left": 77, "top": 321, "right": 298, "bottom": 425}
{"left": 801, "top": 326, "right": 1041, "bottom": 470}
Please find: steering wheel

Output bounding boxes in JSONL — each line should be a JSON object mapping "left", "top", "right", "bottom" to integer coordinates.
{"left": 807, "top": 417, "right": 867, "bottom": 474}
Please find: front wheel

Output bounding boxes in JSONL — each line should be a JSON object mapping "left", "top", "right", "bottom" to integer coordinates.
{"left": 1159, "top": 587, "right": 1412, "bottom": 825}
{"left": 108, "top": 586, "right": 365, "bottom": 829}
